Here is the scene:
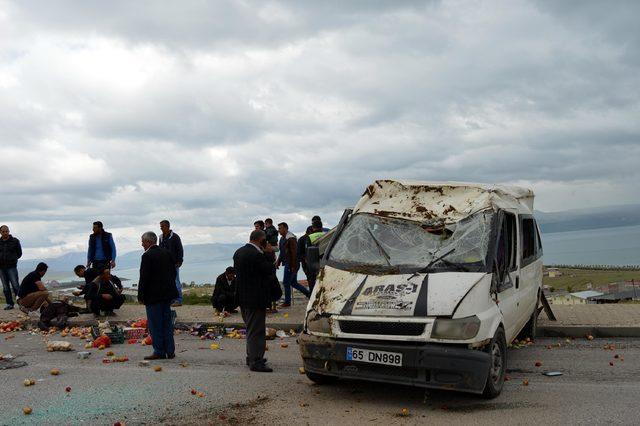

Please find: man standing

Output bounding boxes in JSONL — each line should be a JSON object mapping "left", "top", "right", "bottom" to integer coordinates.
{"left": 86, "top": 267, "right": 125, "bottom": 317}
{"left": 211, "top": 267, "right": 237, "bottom": 314}
{"left": 138, "top": 232, "right": 178, "bottom": 360}
{"left": 276, "top": 222, "right": 310, "bottom": 308}
{"left": 234, "top": 230, "right": 276, "bottom": 372}
{"left": 87, "top": 221, "right": 117, "bottom": 271}
{"left": 0, "top": 225, "right": 23, "bottom": 310}
{"left": 17, "top": 262, "right": 51, "bottom": 313}
{"left": 264, "top": 219, "right": 279, "bottom": 248}
{"left": 159, "top": 220, "right": 184, "bottom": 307}
{"left": 306, "top": 220, "right": 328, "bottom": 293}
{"left": 297, "top": 226, "right": 314, "bottom": 292}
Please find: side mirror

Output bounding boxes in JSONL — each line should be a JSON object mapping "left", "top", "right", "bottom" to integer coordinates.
{"left": 306, "top": 246, "right": 320, "bottom": 271}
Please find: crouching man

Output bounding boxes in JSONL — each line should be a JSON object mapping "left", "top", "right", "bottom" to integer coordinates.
{"left": 211, "top": 267, "right": 238, "bottom": 314}
{"left": 87, "top": 267, "right": 125, "bottom": 317}
{"left": 17, "top": 262, "right": 51, "bottom": 313}
{"left": 72, "top": 265, "right": 100, "bottom": 313}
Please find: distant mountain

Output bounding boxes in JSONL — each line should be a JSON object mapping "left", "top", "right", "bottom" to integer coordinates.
{"left": 536, "top": 204, "right": 640, "bottom": 234}
{"left": 19, "top": 243, "right": 241, "bottom": 275}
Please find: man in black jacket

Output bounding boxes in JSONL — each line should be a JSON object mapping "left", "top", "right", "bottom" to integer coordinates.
{"left": 234, "top": 230, "right": 277, "bottom": 372}
{"left": 138, "top": 231, "right": 178, "bottom": 360}
{"left": 86, "top": 267, "right": 125, "bottom": 317}
{"left": 159, "top": 220, "right": 184, "bottom": 306}
{"left": 0, "top": 225, "right": 23, "bottom": 310}
{"left": 72, "top": 265, "right": 100, "bottom": 313}
{"left": 211, "top": 267, "right": 237, "bottom": 313}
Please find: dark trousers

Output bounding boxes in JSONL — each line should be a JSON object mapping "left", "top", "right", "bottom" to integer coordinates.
{"left": 145, "top": 301, "right": 175, "bottom": 357}
{"left": 241, "top": 307, "right": 266, "bottom": 367}
{"left": 91, "top": 260, "right": 110, "bottom": 271}
{"left": 90, "top": 294, "right": 125, "bottom": 315}
{"left": 282, "top": 265, "right": 310, "bottom": 304}
{"left": 0, "top": 267, "right": 20, "bottom": 306}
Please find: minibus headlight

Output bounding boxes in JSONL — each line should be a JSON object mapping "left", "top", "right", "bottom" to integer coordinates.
{"left": 431, "top": 316, "right": 481, "bottom": 340}
{"left": 306, "top": 311, "right": 332, "bottom": 334}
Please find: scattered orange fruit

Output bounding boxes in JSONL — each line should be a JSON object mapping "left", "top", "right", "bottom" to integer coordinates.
{"left": 50, "top": 369, "right": 60, "bottom": 376}
{"left": 23, "top": 407, "right": 32, "bottom": 415}
{"left": 522, "top": 379, "right": 529, "bottom": 386}
{"left": 153, "top": 366, "right": 162, "bottom": 372}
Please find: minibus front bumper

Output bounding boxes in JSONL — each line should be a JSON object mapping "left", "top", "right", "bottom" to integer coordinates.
{"left": 299, "top": 333, "right": 491, "bottom": 394}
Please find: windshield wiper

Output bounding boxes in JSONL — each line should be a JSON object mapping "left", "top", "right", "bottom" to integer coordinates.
{"left": 436, "top": 257, "right": 470, "bottom": 272}
{"left": 418, "top": 247, "right": 456, "bottom": 273}
{"left": 366, "top": 228, "right": 392, "bottom": 267}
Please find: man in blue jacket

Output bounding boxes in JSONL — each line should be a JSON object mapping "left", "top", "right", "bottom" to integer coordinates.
{"left": 86, "top": 221, "right": 116, "bottom": 272}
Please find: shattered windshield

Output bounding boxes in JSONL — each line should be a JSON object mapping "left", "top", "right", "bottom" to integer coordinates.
{"left": 327, "top": 211, "right": 494, "bottom": 274}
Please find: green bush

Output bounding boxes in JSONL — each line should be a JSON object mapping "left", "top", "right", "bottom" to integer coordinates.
{"left": 182, "top": 293, "right": 212, "bottom": 305}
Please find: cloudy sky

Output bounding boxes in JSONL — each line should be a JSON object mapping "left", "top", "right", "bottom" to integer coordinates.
{"left": 1, "top": 0, "right": 639, "bottom": 260}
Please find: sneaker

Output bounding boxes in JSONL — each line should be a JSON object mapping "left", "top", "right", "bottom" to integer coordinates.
{"left": 4, "top": 305, "right": 14, "bottom": 311}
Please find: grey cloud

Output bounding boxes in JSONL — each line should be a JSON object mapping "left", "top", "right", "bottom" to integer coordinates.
{"left": 1, "top": 0, "right": 639, "bottom": 257}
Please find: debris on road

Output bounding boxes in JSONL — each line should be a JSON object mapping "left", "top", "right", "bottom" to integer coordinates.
{"left": 50, "top": 368, "right": 61, "bottom": 375}
{"left": 47, "top": 341, "right": 72, "bottom": 352}
{"left": 77, "top": 351, "right": 91, "bottom": 359}
{"left": 535, "top": 361, "right": 542, "bottom": 367}
{"left": 298, "top": 367, "right": 305, "bottom": 374}
{"left": 138, "top": 361, "right": 150, "bottom": 367}
{"left": 23, "top": 379, "right": 35, "bottom": 387}
{"left": 23, "top": 407, "right": 32, "bottom": 415}
{"left": 543, "top": 372, "right": 563, "bottom": 377}
{"left": 153, "top": 366, "right": 162, "bottom": 372}
{"left": 0, "top": 321, "right": 23, "bottom": 333}
{"left": 522, "top": 379, "right": 529, "bottom": 386}
{"left": 92, "top": 335, "right": 111, "bottom": 349}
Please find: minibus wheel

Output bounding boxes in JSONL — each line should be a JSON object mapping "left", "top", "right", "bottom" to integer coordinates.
{"left": 306, "top": 371, "right": 338, "bottom": 385}
{"left": 482, "top": 327, "right": 506, "bottom": 399}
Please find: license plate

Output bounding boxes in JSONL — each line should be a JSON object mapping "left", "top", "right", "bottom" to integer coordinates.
{"left": 346, "top": 347, "right": 403, "bottom": 366}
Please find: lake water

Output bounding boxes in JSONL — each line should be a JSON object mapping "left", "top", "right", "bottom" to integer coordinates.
{"left": 112, "top": 225, "right": 640, "bottom": 286}
{"left": 541, "top": 224, "right": 640, "bottom": 267}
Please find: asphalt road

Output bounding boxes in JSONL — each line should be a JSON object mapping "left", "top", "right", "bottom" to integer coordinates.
{"left": 0, "top": 330, "right": 638, "bottom": 425}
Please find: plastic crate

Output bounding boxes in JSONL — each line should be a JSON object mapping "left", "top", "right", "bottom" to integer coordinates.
{"left": 91, "top": 325, "right": 125, "bottom": 344}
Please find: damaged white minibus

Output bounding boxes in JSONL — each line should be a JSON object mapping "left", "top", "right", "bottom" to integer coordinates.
{"left": 299, "top": 180, "right": 543, "bottom": 398}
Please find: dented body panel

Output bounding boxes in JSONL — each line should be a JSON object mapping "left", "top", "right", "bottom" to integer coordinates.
{"left": 300, "top": 180, "right": 543, "bottom": 395}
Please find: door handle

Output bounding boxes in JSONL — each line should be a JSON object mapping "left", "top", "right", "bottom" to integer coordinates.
{"left": 515, "top": 276, "right": 520, "bottom": 289}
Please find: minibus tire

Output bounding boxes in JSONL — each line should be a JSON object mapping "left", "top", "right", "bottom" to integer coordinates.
{"left": 306, "top": 371, "right": 338, "bottom": 385}
{"left": 482, "top": 327, "right": 506, "bottom": 399}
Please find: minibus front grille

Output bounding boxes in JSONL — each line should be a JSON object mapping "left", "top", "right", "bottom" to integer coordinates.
{"left": 339, "top": 321, "right": 425, "bottom": 336}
